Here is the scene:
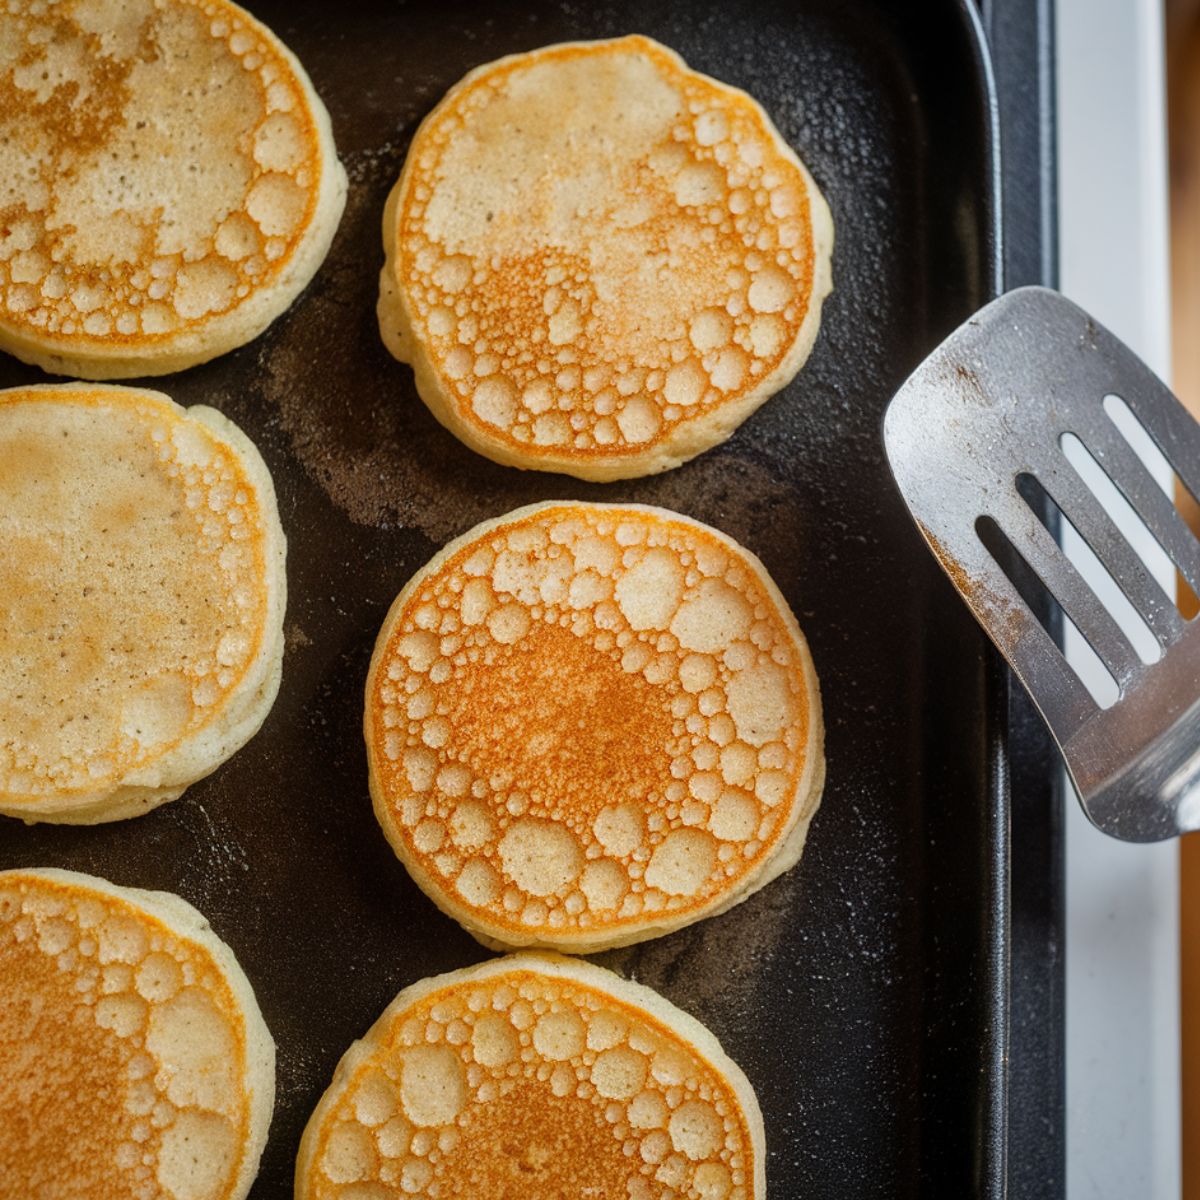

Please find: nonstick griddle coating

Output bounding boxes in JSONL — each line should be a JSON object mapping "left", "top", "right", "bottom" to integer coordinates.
{"left": 0, "top": 2, "right": 1006, "bottom": 1196}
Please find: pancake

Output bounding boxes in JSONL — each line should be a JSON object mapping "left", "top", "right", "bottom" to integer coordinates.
{"left": 0, "top": 867, "right": 274, "bottom": 1200}
{"left": 296, "top": 952, "right": 765, "bottom": 1200}
{"left": 0, "top": 382, "right": 286, "bottom": 824}
{"left": 0, "top": 0, "right": 347, "bottom": 379}
{"left": 377, "top": 35, "right": 833, "bottom": 481}
{"left": 364, "top": 501, "right": 824, "bottom": 952}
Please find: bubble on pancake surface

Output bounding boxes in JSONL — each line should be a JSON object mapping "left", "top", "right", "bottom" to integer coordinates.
{"left": 306, "top": 967, "right": 755, "bottom": 1200}
{"left": 0, "top": 388, "right": 268, "bottom": 802}
{"left": 392, "top": 36, "right": 820, "bottom": 461}
{"left": 369, "top": 506, "right": 810, "bottom": 943}
{"left": 0, "top": 0, "right": 321, "bottom": 347}
{"left": 0, "top": 874, "right": 253, "bottom": 1200}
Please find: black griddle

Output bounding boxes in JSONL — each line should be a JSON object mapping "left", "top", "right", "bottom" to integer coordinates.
{"left": 0, "top": 1, "right": 1065, "bottom": 1195}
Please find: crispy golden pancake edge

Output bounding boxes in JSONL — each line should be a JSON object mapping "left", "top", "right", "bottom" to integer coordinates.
{"left": 0, "top": 0, "right": 347, "bottom": 379}
{"left": 0, "top": 383, "right": 287, "bottom": 824}
{"left": 294, "top": 952, "right": 765, "bottom": 1200}
{"left": 0, "top": 866, "right": 275, "bottom": 1200}
{"left": 377, "top": 35, "right": 833, "bottom": 481}
{"left": 363, "top": 500, "right": 824, "bottom": 953}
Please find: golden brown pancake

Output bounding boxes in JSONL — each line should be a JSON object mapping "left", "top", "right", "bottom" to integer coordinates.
{"left": 0, "top": 868, "right": 274, "bottom": 1200}
{"left": 296, "top": 953, "right": 765, "bottom": 1200}
{"left": 0, "top": 383, "right": 286, "bottom": 824}
{"left": 365, "top": 502, "right": 824, "bottom": 952}
{"left": 378, "top": 35, "right": 833, "bottom": 481}
{"left": 0, "top": 0, "right": 346, "bottom": 378}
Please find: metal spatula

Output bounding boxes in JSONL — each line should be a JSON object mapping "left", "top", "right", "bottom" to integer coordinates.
{"left": 883, "top": 286, "right": 1200, "bottom": 842}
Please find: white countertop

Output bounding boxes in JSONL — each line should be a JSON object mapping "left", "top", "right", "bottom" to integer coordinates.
{"left": 1057, "top": 0, "right": 1180, "bottom": 1194}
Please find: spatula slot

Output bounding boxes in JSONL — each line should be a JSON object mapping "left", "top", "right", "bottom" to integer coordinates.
{"left": 975, "top": 513, "right": 1120, "bottom": 709}
{"left": 1105, "top": 388, "right": 1200, "bottom": 516}
{"left": 1016, "top": 470, "right": 1163, "bottom": 666}
{"left": 1101, "top": 392, "right": 1200, "bottom": 615}
{"left": 1061, "top": 426, "right": 1199, "bottom": 619}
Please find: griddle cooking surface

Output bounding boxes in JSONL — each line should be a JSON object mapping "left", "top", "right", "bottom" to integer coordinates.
{"left": 0, "top": 2, "right": 1006, "bottom": 1195}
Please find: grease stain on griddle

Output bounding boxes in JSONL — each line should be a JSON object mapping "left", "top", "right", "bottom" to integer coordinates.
{"left": 255, "top": 138, "right": 815, "bottom": 555}
{"left": 603, "top": 866, "right": 806, "bottom": 1020}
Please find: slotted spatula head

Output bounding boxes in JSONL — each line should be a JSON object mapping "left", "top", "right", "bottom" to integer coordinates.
{"left": 884, "top": 286, "right": 1200, "bottom": 842}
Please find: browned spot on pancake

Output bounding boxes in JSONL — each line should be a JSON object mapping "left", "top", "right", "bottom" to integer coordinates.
{"left": 439, "top": 1080, "right": 633, "bottom": 1199}
{"left": 443, "top": 621, "right": 674, "bottom": 829}
{"left": 302, "top": 965, "right": 756, "bottom": 1200}
{"left": 1, "top": 937, "right": 134, "bottom": 1200}
{"left": 0, "top": 0, "right": 322, "bottom": 348}
{"left": 0, "top": 872, "right": 253, "bottom": 1200}
{"left": 368, "top": 504, "right": 812, "bottom": 943}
